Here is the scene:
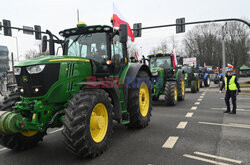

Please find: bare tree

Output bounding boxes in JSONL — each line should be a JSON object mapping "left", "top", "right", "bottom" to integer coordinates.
{"left": 25, "top": 49, "right": 42, "bottom": 59}
{"left": 224, "top": 21, "right": 250, "bottom": 74}
{"left": 184, "top": 23, "right": 223, "bottom": 67}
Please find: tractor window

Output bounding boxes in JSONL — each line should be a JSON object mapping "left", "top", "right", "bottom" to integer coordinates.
{"left": 150, "top": 56, "right": 172, "bottom": 69}
{"left": 111, "top": 35, "right": 124, "bottom": 74}
{"left": 111, "top": 35, "right": 123, "bottom": 60}
{"left": 66, "top": 33, "right": 107, "bottom": 64}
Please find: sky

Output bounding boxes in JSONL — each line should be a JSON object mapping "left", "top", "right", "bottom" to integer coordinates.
{"left": 0, "top": 0, "right": 249, "bottom": 62}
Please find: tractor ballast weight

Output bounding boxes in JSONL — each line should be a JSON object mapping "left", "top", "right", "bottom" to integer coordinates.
{"left": 0, "top": 23, "right": 152, "bottom": 157}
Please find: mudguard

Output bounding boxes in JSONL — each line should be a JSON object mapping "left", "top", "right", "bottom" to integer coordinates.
{"left": 123, "top": 63, "right": 152, "bottom": 109}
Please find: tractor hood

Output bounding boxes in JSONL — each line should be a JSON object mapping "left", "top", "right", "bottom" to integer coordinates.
{"left": 150, "top": 67, "right": 164, "bottom": 73}
{"left": 15, "top": 56, "right": 90, "bottom": 67}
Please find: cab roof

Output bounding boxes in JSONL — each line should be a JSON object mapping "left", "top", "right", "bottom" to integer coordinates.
{"left": 148, "top": 53, "right": 172, "bottom": 58}
{"left": 59, "top": 25, "right": 113, "bottom": 38}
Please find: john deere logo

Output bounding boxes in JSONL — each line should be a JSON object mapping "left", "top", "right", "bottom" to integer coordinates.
{"left": 22, "top": 76, "right": 28, "bottom": 82}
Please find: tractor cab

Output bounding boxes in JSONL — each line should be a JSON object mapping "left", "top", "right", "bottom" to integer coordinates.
{"left": 58, "top": 22, "right": 128, "bottom": 76}
{"left": 148, "top": 53, "right": 176, "bottom": 80}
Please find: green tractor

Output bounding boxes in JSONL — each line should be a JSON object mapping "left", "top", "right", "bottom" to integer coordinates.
{"left": 148, "top": 53, "right": 185, "bottom": 105}
{"left": 0, "top": 23, "right": 152, "bottom": 157}
{"left": 181, "top": 65, "right": 200, "bottom": 93}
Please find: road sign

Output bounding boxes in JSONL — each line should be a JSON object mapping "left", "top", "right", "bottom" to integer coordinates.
{"left": 176, "top": 18, "right": 185, "bottom": 33}
{"left": 183, "top": 57, "right": 197, "bottom": 66}
{"left": 23, "top": 26, "right": 34, "bottom": 35}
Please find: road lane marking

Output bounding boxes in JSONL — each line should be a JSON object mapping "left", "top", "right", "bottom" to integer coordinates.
{"left": 194, "top": 151, "right": 242, "bottom": 164}
{"left": 200, "top": 96, "right": 204, "bottom": 98}
{"left": 191, "top": 106, "right": 197, "bottom": 110}
{"left": 211, "top": 108, "right": 250, "bottom": 112}
{"left": 201, "top": 93, "right": 205, "bottom": 96}
{"left": 185, "top": 112, "right": 193, "bottom": 117}
{"left": 183, "top": 154, "right": 231, "bottom": 165}
{"left": 198, "top": 99, "right": 202, "bottom": 101}
{"left": 0, "top": 148, "right": 7, "bottom": 152}
{"left": 162, "top": 136, "right": 179, "bottom": 148}
{"left": 198, "top": 121, "right": 250, "bottom": 129}
{"left": 49, "top": 127, "right": 64, "bottom": 134}
{"left": 177, "top": 122, "right": 188, "bottom": 129}
{"left": 229, "top": 123, "right": 250, "bottom": 128}
{"left": 195, "top": 102, "right": 200, "bottom": 105}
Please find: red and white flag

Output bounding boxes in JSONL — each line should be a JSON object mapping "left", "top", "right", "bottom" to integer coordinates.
{"left": 172, "top": 49, "right": 178, "bottom": 67}
{"left": 113, "top": 3, "right": 135, "bottom": 42}
{"left": 204, "top": 63, "right": 207, "bottom": 68}
{"left": 227, "top": 64, "right": 233, "bottom": 68}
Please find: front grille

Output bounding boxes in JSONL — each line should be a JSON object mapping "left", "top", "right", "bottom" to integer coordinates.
{"left": 15, "top": 63, "right": 60, "bottom": 97}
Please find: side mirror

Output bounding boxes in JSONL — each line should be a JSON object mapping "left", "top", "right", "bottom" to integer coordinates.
{"left": 119, "top": 24, "right": 128, "bottom": 43}
{"left": 42, "top": 36, "right": 47, "bottom": 52}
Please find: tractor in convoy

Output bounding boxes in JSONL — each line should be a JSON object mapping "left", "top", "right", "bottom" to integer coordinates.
{"left": 0, "top": 22, "right": 152, "bottom": 157}
{"left": 181, "top": 65, "right": 200, "bottom": 93}
{"left": 198, "top": 66, "right": 211, "bottom": 87}
{"left": 148, "top": 53, "right": 185, "bottom": 105}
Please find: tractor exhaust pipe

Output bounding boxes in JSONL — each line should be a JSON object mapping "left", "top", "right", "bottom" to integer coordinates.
{"left": 0, "top": 111, "right": 24, "bottom": 134}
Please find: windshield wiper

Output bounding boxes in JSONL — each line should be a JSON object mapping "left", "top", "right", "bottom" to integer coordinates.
{"left": 68, "top": 34, "right": 87, "bottom": 50}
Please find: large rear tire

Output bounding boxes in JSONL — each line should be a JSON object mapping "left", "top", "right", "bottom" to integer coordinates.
{"left": 204, "top": 76, "right": 210, "bottom": 87}
{"left": 152, "top": 95, "right": 159, "bottom": 101}
{"left": 177, "top": 78, "right": 185, "bottom": 101}
{"left": 0, "top": 92, "right": 45, "bottom": 150}
{"left": 197, "top": 78, "right": 200, "bottom": 92}
{"left": 126, "top": 71, "right": 152, "bottom": 129}
{"left": 62, "top": 89, "right": 113, "bottom": 158}
{"left": 191, "top": 80, "right": 197, "bottom": 93}
{"left": 164, "top": 81, "right": 178, "bottom": 106}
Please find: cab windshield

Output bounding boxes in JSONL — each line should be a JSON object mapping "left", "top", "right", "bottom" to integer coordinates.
{"left": 182, "top": 66, "right": 192, "bottom": 73}
{"left": 65, "top": 32, "right": 107, "bottom": 63}
{"left": 150, "top": 56, "right": 172, "bottom": 69}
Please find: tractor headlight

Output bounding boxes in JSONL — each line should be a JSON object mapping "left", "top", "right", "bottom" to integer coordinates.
{"left": 14, "top": 67, "right": 21, "bottom": 75}
{"left": 26, "top": 65, "right": 45, "bottom": 74}
{"left": 152, "top": 72, "right": 159, "bottom": 77}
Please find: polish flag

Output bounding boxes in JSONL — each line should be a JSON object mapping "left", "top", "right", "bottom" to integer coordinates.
{"left": 204, "top": 63, "right": 207, "bottom": 68}
{"left": 135, "top": 51, "right": 139, "bottom": 61}
{"left": 113, "top": 3, "right": 135, "bottom": 42}
{"left": 172, "top": 49, "right": 178, "bottom": 67}
{"left": 228, "top": 64, "right": 233, "bottom": 68}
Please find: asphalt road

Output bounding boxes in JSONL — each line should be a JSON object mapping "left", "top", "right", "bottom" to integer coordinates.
{"left": 0, "top": 84, "right": 250, "bottom": 165}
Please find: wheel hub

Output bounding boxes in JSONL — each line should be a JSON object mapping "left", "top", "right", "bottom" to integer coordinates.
{"left": 90, "top": 103, "right": 108, "bottom": 143}
{"left": 139, "top": 82, "right": 149, "bottom": 117}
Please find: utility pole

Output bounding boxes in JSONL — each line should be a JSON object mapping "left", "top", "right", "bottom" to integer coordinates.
{"left": 11, "top": 52, "right": 14, "bottom": 71}
{"left": 221, "top": 23, "right": 227, "bottom": 74}
{"left": 14, "top": 36, "right": 19, "bottom": 62}
{"left": 77, "top": 9, "right": 80, "bottom": 22}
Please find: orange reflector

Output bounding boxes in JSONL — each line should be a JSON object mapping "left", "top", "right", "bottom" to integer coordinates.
{"left": 106, "top": 60, "right": 112, "bottom": 65}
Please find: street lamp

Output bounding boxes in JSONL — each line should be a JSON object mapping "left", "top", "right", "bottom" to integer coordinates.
{"left": 221, "top": 23, "right": 227, "bottom": 74}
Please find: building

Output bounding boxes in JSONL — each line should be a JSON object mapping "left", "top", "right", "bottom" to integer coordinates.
{"left": 0, "top": 45, "right": 10, "bottom": 77}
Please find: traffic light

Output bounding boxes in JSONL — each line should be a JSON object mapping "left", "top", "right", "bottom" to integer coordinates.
{"left": 133, "top": 23, "right": 142, "bottom": 37}
{"left": 3, "top": 19, "right": 12, "bottom": 36}
{"left": 176, "top": 18, "right": 185, "bottom": 33}
{"left": 34, "top": 25, "right": 41, "bottom": 40}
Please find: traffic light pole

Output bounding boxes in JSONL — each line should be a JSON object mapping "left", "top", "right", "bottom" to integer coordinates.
{"left": 132, "top": 18, "right": 250, "bottom": 31}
